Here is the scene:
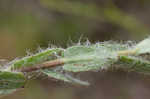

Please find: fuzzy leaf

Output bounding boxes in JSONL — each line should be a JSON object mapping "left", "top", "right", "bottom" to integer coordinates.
{"left": 62, "top": 44, "right": 119, "bottom": 72}
{"left": 9, "top": 48, "right": 63, "bottom": 70}
{"left": 135, "top": 37, "right": 150, "bottom": 54}
{"left": 42, "top": 69, "right": 70, "bottom": 82}
{"left": 42, "top": 69, "right": 89, "bottom": 86}
{"left": 64, "top": 46, "right": 94, "bottom": 58}
{"left": 93, "top": 42, "right": 128, "bottom": 51}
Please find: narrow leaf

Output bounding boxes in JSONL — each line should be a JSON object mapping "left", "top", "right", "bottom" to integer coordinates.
{"left": 117, "top": 55, "right": 150, "bottom": 74}
{"left": 42, "top": 69, "right": 89, "bottom": 86}
{"left": 9, "top": 48, "right": 63, "bottom": 70}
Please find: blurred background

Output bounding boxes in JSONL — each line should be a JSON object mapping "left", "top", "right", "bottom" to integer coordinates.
{"left": 1, "top": 0, "right": 150, "bottom": 99}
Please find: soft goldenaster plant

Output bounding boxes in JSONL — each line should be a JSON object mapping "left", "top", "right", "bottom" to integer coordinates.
{"left": 1, "top": 37, "right": 150, "bottom": 95}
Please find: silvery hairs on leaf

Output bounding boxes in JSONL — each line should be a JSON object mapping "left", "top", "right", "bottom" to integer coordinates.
{"left": 8, "top": 48, "right": 63, "bottom": 71}
{"left": 1, "top": 37, "right": 150, "bottom": 96}
{"left": 62, "top": 43, "right": 128, "bottom": 72}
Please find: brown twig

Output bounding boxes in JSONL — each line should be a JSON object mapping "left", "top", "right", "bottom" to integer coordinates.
{"left": 20, "top": 59, "right": 64, "bottom": 72}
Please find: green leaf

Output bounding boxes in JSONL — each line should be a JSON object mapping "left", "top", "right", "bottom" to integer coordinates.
{"left": 42, "top": 69, "right": 70, "bottom": 82}
{"left": 62, "top": 44, "right": 119, "bottom": 72}
{"left": 42, "top": 69, "right": 89, "bottom": 86}
{"left": 9, "top": 48, "right": 63, "bottom": 70}
{"left": 117, "top": 55, "right": 150, "bottom": 73}
{"left": 0, "top": 71, "right": 25, "bottom": 89}
{"left": 93, "top": 42, "right": 128, "bottom": 51}
{"left": 135, "top": 37, "right": 150, "bottom": 54}
{"left": 64, "top": 46, "right": 95, "bottom": 58}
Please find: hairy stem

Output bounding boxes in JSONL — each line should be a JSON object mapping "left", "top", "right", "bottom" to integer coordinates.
{"left": 20, "top": 59, "right": 64, "bottom": 72}
{"left": 19, "top": 49, "right": 149, "bottom": 73}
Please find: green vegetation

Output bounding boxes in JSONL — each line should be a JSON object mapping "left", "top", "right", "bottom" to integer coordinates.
{"left": 1, "top": 37, "right": 150, "bottom": 96}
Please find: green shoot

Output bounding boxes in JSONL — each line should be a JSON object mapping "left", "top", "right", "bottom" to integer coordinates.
{"left": 1, "top": 37, "right": 150, "bottom": 96}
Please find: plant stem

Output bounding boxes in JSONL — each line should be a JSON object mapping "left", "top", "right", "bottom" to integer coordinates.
{"left": 117, "top": 49, "right": 139, "bottom": 56}
{"left": 19, "top": 49, "right": 150, "bottom": 73}
{"left": 20, "top": 59, "right": 64, "bottom": 72}
{"left": 20, "top": 57, "right": 92, "bottom": 72}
